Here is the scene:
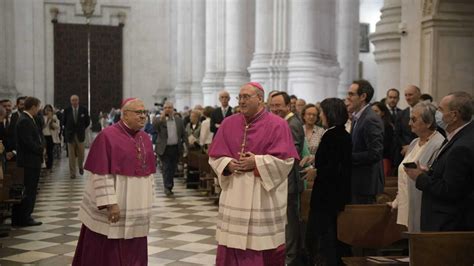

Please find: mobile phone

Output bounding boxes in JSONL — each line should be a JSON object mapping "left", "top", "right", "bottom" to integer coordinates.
{"left": 403, "top": 162, "right": 417, "bottom": 169}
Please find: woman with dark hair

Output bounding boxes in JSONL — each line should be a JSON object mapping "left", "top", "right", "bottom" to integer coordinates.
{"left": 42, "top": 104, "right": 60, "bottom": 171}
{"left": 371, "top": 101, "right": 394, "bottom": 176}
{"left": 305, "top": 98, "right": 352, "bottom": 266}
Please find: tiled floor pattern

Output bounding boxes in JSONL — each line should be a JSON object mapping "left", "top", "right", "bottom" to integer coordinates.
{"left": 0, "top": 153, "right": 218, "bottom": 265}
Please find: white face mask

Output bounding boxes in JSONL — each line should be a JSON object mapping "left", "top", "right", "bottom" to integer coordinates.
{"left": 436, "top": 110, "right": 447, "bottom": 130}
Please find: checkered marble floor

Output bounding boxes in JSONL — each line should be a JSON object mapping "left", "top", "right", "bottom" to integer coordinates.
{"left": 0, "top": 152, "right": 218, "bottom": 265}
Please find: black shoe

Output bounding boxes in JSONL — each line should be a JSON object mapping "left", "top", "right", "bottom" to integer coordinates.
{"left": 70, "top": 175, "right": 76, "bottom": 179}
{"left": 79, "top": 168, "right": 84, "bottom": 175}
{"left": 164, "top": 188, "right": 172, "bottom": 196}
{"left": 23, "top": 219, "right": 42, "bottom": 227}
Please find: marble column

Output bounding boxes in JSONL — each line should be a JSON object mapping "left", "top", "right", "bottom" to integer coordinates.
{"left": 336, "top": 0, "right": 360, "bottom": 98}
{"left": 417, "top": 0, "right": 474, "bottom": 99}
{"left": 190, "top": 0, "right": 205, "bottom": 107}
{"left": 370, "top": 0, "right": 401, "bottom": 99}
{"left": 268, "top": 0, "right": 290, "bottom": 93}
{"left": 174, "top": 0, "right": 193, "bottom": 111}
{"left": 248, "top": 0, "right": 272, "bottom": 92}
{"left": 0, "top": 0, "right": 20, "bottom": 99}
{"left": 248, "top": 0, "right": 289, "bottom": 95}
{"left": 0, "top": 0, "right": 16, "bottom": 98}
{"left": 223, "top": 0, "right": 254, "bottom": 106}
{"left": 202, "top": 0, "right": 226, "bottom": 106}
{"left": 287, "top": 0, "right": 341, "bottom": 103}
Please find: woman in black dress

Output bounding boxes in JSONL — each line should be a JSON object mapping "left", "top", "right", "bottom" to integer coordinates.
{"left": 305, "top": 98, "right": 352, "bottom": 266}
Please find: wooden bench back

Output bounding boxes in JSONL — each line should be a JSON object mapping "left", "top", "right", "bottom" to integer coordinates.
{"left": 406, "top": 231, "right": 474, "bottom": 266}
{"left": 337, "top": 204, "right": 407, "bottom": 248}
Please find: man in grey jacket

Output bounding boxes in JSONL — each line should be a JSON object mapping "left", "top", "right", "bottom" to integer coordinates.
{"left": 154, "top": 101, "right": 187, "bottom": 196}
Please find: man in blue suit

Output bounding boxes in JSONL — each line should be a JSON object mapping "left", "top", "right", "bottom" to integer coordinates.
{"left": 406, "top": 92, "right": 474, "bottom": 231}
{"left": 346, "top": 80, "right": 384, "bottom": 204}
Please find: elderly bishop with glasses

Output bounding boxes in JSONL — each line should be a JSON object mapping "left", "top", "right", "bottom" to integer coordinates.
{"left": 73, "top": 98, "right": 156, "bottom": 266}
{"left": 209, "top": 82, "right": 299, "bottom": 266}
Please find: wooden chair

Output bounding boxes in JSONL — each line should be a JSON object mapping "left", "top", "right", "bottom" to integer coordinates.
{"left": 337, "top": 204, "right": 407, "bottom": 249}
{"left": 405, "top": 231, "right": 474, "bottom": 266}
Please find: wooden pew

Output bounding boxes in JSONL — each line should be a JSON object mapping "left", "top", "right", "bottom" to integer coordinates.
{"left": 185, "top": 150, "right": 201, "bottom": 188}
{"left": 300, "top": 189, "right": 312, "bottom": 223}
{"left": 337, "top": 204, "right": 407, "bottom": 248}
{"left": 185, "top": 150, "right": 218, "bottom": 196}
{"left": 405, "top": 231, "right": 474, "bottom": 266}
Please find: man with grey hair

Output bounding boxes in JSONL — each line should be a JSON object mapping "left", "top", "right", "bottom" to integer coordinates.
{"left": 210, "top": 90, "right": 232, "bottom": 135}
{"left": 63, "top": 95, "right": 90, "bottom": 179}
{"left": 405, "top": 91, "right": 474, "bottom": 231}
{"left": 154, "top": 101, "right": 187, "bottom": 196}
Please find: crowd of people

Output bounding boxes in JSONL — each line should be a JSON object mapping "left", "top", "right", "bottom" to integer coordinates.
{"left": 0, "top": 80, "right": 472, "bottom": 266}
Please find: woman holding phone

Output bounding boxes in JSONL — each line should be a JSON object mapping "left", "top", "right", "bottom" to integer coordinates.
{"left": 389, "top": 102, "right": 445, "bottom": 232}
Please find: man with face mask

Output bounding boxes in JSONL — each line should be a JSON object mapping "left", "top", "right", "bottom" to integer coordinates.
{"left": 405, "top": 91, "right": 474, "bottom": 231}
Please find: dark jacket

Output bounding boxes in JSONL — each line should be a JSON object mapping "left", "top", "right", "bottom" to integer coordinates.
{"left": 310, "top": 125, "right": 352, "bottom": 213}
{"left": 416, "top": 121, "right": 474, "bottom": 231}
{"left": 63, "top": 105, "right": 90, "bottom": 143}
{"left": 287, "top": 114, "right": 305, "bottom": 194}
{"left": 210, "top": 106, "right": 233, "bottom": 134}
{"left": 351, "top": 106, "right": 385, "bottom": 196}
{"left": 1, "top": 112, "right": 21, "bottom": 153}
{"left": 393, "top": 107, "right": 417, "bottom": 165}
{"left": 15, "top": 112, "right": 44, "bottom": 168}
{"left": 383, "top": 123, "right": 395, "bottom": 160}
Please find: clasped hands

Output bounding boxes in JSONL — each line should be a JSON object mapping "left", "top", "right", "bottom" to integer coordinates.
{"left": 226, "top": 152, "right": 256, "bottom": 174}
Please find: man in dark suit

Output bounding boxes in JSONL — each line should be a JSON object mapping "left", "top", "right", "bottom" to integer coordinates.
{"left": 63, "top": 95, "right": 90, "bottom": 179}
{"left": 11, "top": 97, "right": 44, "bottom": 227}
{"left": 154, "top": 101, "right": 187, "bottom": 196}
{"left": 270, "top": 91, "right": 304, "bottom": 266}
{"left": 346, "top": 80, "right": 384, "bottom": 204}
{"left": 210, "top": 90, "right": 232, "bottom": 136}
{"left": 385, "top": 88, "right": 401, "bottom": 124}
{"left": 0, "top": 97, "right": 27, "bottom": 163}
{"left": 394, "top": 85, "right": 420, "bottom": 169}
{"left": 406, "top": 92, "right": 474, "bottom": 231}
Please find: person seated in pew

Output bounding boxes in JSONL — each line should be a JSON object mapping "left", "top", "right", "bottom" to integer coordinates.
{"left": 305, "top": 98, "right": 352, "bottom": 266}
{"left": 389, "top": 102, "right": 445, "bottom": 232}
{"left": 185, "top": 109, "right": 202, "bottom": 151}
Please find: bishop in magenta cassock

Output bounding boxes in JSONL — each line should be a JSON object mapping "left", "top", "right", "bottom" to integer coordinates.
{"left": 208, "top": 82, "right": 299, "bottom": 266}
{"left": 72, "top": 98, "right": 156, "bottom": 266}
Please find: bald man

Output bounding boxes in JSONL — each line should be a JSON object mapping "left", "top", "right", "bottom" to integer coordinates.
{"left": 63, "top": 95, "right": 90, "bottom": 179}
{"left": 394, "top": 85, "right": 421, "bottom": 169}
{"left": 210, "top": 90, "right": 233, "bottom": 135}
{"left": 74, "top": 98, "right": 156, "bottom": 265}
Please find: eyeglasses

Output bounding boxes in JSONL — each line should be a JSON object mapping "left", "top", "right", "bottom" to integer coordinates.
{"left": 236, "top": 94, "right": 258, "bottom": 101}
{"left": 125, "top": 109, "right": 149, "bottom": 116}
